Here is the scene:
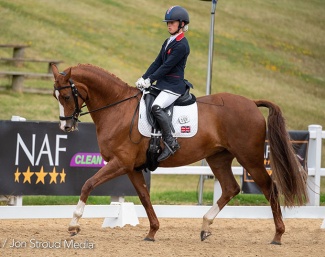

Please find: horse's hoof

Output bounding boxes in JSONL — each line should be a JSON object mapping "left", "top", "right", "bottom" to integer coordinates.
{"left": 271, "top": 241, "right": 282, "bottom": 245}
{"left": 68, "top": 227, "right": 80, "bottom": 236}
{"left": 200, "top": 230, "right": 211, "bottom": 241}
{"left": 144, "top": 237, "right": 155, "bottom": 242}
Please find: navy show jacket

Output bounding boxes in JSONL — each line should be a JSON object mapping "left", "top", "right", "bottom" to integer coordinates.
{"left": 142, "top": 32, "right": 190, "bottom": 95}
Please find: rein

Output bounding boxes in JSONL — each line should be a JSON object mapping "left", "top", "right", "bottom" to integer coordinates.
{"left": 81, "top": 90, "right": 142, "bottom": 144}
{"left": 80, "top": 89, "right": 143, "bottom": 144}
{"left": 80, "top": 91, "right": 142, "bottom": 117}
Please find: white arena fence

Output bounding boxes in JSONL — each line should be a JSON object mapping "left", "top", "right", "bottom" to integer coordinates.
{"left": 0, "top": 125, "right": 324, "bottom": 228}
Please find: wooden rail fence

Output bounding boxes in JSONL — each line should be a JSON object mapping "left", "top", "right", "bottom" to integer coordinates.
{"left": 0, "top": 44, "right": 63, "bottom": 92}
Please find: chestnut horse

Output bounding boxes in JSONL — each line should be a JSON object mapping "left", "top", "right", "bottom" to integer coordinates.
{"left": 52, "top": 63, "right": 307, "bottom": 244}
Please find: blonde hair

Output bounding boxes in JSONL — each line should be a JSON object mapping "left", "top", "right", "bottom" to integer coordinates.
{"left": 183, "top": 24, "right": 189, "bottom": 32}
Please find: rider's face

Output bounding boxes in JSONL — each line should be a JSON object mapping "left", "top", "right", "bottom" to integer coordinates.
{"left": 167, "top": 21, "right": 180, "bottom": 34}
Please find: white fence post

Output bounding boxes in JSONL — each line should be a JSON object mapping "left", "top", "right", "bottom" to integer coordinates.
{"left": 8, "top": 196, "right": 23, "bottom": 206}
{"left": 306, "top": 125, "right": 322, "bottom": 206}
{"left": 10, "top": 116, "right": 25, "bottom": 206}
{"left": 110, "top": 196, "right": 125, "bottom": 203}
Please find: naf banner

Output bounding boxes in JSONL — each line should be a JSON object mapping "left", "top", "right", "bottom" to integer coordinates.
{"left": 241, "top": 131, "right": 309, "bottom": 194}
{"left": 0, "top": 120, "right": 150, "bottom": 196}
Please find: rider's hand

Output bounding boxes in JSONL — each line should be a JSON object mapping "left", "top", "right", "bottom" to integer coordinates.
{"left": 135, "top": 77, "right": 145, "bottom": 89}
{"left": 142, "top": 78, "right": 151, "bottom": 89}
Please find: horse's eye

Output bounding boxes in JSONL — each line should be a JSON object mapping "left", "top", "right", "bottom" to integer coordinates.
{"left": 64, "top": 95, "right": 70, "bottom": 101}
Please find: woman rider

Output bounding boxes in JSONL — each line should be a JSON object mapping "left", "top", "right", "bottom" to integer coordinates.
{"left": 136, "top": 6, "right": 190, "bottom": 162}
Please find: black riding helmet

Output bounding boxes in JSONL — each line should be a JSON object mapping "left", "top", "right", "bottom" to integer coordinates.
{"left": 163, "top": 6, "right": 190, "bottom": 31}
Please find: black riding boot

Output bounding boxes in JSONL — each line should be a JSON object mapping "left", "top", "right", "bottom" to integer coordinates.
{"left": 152, "top": 105, "right": 180, "bottom": 162}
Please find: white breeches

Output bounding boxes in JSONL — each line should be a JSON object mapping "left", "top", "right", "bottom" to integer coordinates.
{"left": 152, "top": 90, "right": 180, "bottom": 109}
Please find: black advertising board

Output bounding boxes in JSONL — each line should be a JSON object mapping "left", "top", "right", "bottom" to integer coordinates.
{"left": 0, "top": 121, "right": 150, "bottom": 196}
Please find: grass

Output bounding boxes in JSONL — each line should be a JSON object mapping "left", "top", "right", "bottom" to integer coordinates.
{"left": 0, "top": 0, "right": 324, "bottom": 127}
{"left": 0, "top": 0, "right": 324, "bottom": 205}
{"left": 0, "top": 0, "right": 323, "bottom": 127}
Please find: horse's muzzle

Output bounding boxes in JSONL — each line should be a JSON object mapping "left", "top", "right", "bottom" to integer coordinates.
{"left": 60, "top": 119, "right": 78, "bottom": 132}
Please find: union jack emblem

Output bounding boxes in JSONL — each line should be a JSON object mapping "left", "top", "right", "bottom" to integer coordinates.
{"left": 181, "top": 126, "right": 191, "bottom": 133}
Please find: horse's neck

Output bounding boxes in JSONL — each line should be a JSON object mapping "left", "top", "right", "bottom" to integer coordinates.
{"left": 76, "top": 68, "right": 135, "bottom": 125}
{"left": 78, "top": 68, "right": 129, "bottom": 105}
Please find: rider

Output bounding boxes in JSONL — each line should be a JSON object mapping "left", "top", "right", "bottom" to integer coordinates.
{"left": 136, "top": 5, "right": 190, "bottom": 162}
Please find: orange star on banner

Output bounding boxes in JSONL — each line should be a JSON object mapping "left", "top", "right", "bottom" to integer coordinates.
{"left": 35, "top": 166, "right": 48, "bottom": 184}
{"left": 60, "top": 168, "right": 66, "bottom": 183}
{"left": 49, "top": 167, "right": 59, "bottom": 184}
{"left": 23, "top": 166, "right": 34, "bottom": 184}
{"left": 14, "top": 168, "right": 21, "bottom": 183}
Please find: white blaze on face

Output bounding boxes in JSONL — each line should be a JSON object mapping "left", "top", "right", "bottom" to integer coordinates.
{"left": 55, "top": 90, "right": 66, "bottom": 131}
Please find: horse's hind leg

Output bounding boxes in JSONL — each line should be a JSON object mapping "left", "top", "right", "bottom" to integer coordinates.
{"left": 237, "top": 136, "right": 284, "bottom": 244}
{"left": 201, "top": 152, "right": 240, "bottom": 241}
{"left": 242, "top": 163, "right": 284, "bottom": 244}
{"left": 127, "top": 170, "right": 159, "bottom": 241}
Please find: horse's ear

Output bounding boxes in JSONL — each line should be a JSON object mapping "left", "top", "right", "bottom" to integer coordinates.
{"left": 51, "top": 63, "right": 59, "bottom": 79}
{"left": 66, "top": 68, "right": 72, "bottom": 79}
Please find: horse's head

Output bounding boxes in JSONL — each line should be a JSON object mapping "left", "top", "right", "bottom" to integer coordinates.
{"left": 52, "top": 64, "right": 86, "bottom": 132}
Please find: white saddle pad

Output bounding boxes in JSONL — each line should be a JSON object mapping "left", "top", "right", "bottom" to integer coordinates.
{"left": 138, "top": 94, "right": 198, "bottom": 138}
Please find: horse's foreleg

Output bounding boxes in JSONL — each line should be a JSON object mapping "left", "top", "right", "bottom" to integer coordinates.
{"left": 68, "top": 160, "right": 128, "bottom": 236}
{"left": 201, "top": 154, "right": 239, "bottom": 241}
{"left": 127, "top": 170, "right": 159, "bottom": 241}
{"left": 69, "top": 199, "right": 85, "bottom": 236}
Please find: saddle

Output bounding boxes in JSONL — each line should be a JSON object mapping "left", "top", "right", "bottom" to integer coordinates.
{"left": 138, "top": 83, "right": 196, "bottom": 172}
{"left": 144, "top": 85, "right": 196, "bottom": 131}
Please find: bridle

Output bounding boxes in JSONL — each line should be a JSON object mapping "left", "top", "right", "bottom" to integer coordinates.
{"left": 53, "top": 72, "right": 86, "bottom": 122}
{"left": 54, "top": 72, "right": 142, "bottom": 123}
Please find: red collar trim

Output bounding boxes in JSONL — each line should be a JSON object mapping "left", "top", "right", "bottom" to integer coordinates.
{"left": 176, "top": 32, "right": 185, "bottom": 41}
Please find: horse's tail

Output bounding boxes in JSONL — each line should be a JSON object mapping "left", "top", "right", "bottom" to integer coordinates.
{"left": 255, "top": 100, "right": 308, "bottom": 207}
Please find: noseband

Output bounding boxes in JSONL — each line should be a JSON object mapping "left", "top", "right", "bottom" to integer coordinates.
{"left": 54, "top": 72, "right": 86, "bottom": 122}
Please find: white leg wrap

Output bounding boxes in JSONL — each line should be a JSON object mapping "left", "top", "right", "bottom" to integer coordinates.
{"left": 201, "top": 204, "right": 220, "bottom": 231}
{"left": 69, "top": 199, "right": 85, "bottom": 227}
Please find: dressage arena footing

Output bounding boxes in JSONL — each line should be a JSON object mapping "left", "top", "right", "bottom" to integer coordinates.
{"left": 0, "top": 204, "right": 324, "bottom": 228}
